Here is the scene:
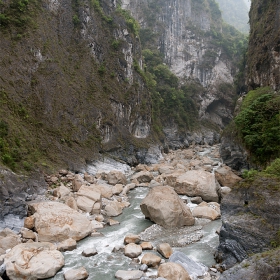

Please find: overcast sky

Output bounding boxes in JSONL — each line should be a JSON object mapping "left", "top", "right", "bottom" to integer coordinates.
{"left": 243, "top": 0, "right": 251, "bottom": 9}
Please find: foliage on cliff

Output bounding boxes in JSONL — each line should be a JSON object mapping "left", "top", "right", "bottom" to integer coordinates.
{"left": 0, "top": 0, "right": 152, "bottom": 172}
{"left": 234, "top": 87, "right": 280, "bottom": 165}
{"left": 139, "top": 49, "right": 199, "bottom": 133}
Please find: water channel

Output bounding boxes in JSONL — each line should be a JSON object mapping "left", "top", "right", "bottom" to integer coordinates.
{"left": 48, "top": 147, "right": 222, "bottom": 279}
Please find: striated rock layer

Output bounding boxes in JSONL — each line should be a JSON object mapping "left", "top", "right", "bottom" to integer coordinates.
{"left": 216, "top": 176, "right": 280, "bottom": 269}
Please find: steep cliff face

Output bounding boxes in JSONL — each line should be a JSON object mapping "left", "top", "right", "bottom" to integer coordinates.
{"left": 122, "top": 0, "right": 246, "bottom": 144}
{"left": 216, "top": 176, "right": 280, "bottom": 269}
{"left": 218, "top": 1, "right": 280, "bottom": 275}
{"left": 0, "top": 0, "right": 153, "bottom": 171}
{"left": 247, "top": 0, "right": 280, "bottom": 90}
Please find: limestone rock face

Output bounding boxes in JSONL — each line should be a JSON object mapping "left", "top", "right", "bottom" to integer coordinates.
{"left": 166, "top": 170, "right": 219, "bottom": 202}
{"left": 140, "top": 186, "right": 195, "bottom": 228}
{"left": 28, "top": 201, "right": 92, "bottom": 242}
{"left": 157, "top": 262, "right": 191, "bottom": 280}
{"left": 4, "top": 242, "right": 64, "bottom": 280}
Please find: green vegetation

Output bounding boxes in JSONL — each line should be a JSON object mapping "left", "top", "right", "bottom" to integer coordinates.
{"left": 92, "top": 0, "right": 113, "bottom": 24}
{"left": 116, "top": 5, "right": 139, "bottom": 36}
{"left": 140, "top": 49, "right": 199, "bottom": 132}
{"left": 0, "top": 0, "right": 38, "bottom": 32}
{"left": 234, "top": 87, "right": 280, "bottom": 165}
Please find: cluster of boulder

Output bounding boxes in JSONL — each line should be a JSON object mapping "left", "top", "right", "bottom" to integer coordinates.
{"left": 0, "top": 144, "right": 242, "bottom": 279}
{"left": 114, "top": 233, "right": 210, "bottom": 280}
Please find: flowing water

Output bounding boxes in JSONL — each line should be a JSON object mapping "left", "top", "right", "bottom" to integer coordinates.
{"left": 48, "top": 147, "right": 222, "bottom": 279}
{"left": 48, "top": 188, "right": 221, "bottom": 279}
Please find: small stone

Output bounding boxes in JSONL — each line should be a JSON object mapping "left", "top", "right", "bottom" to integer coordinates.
{"left": 124, "top": 234, "right": 141, "bottom": 245}
{"left": 157, "top": 243, "right": 173, "bottom": 258}
{"left": 124, "top": 244, "right": 142, "bottom": 258}
{"left": 57, "top": 238, "right": 77, "bottom": 252}
{"left": 20, "top": 228, "right": 36, "bottom": 240}
{"left": 82, "top": 247, "right": 98, "bottom": 257}
{"left": 24, "top": 216, "right": 35, "bottom": 230}
{"left": 190, "top": 197, "right": 203, "bottom": 204}
{"left": 64, "top": 267, "right": 89, "bottom": 280}
{"left": 141, "top": 253, "right": 161, "bottom": 267}
{"left": 59, "top": 169, "right": 68, "bottom": 176}
{"left": 95, "top": 214, "right": 104, "bottom": 222}
{"left": 115, "top": 270, "right": 143, "bottom": 280}
{"left": 139, "top": 264, "right": 148, "bottom": 272}
{"left": 91, "top": 232, "right": 103, "bottom": 237}
{"left": 140, "top": 242, "right": 153, "bottom": 250}
{"left": 107, "top": 219, "right": 120, "bottom": 226}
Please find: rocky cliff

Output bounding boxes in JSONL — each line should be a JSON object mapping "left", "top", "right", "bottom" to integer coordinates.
{"left": 122, "top": 0, "right": 246, "bottom": 147}
{"left": 217, "top": 0, "right": 280, "bottom": 276}
{"left": 247, "top": 0, "right": 280, "bottom": 90}
{"left": 216, "top": 176, "right": 280, "bottom": 269}
{"left": 0, "top": 0, "right": 155, "bottom": 172}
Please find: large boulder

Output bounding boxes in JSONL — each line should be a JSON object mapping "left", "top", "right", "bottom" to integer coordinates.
{"left": 104, "top": 201, "right": 123, "bottom": 217}
{"left": 0, "top": 228, "right": 21, "bottom": 252}
{"left": 165, "top": 170, "right": 219, "bottom": 202}
{"left": 106, "top": 171, "right": 127, "bottom": 185}
{"left": 214, "top": 166, "right": 242, "bottom": 187}
{"left": 4, "top": 242, "right": 64, "bottom": 280}
{"left": 192, "top": 202, "right": 220, "bottom": 220}
{"left": 157, "top": 262, "right": 191, "bottom": 280}
{"left": 140, "top": 186, "right": 195, "bottom": 228}
{"left": 91, "top": 184, "right": 113, "bottom": 198}
{"left": 76, "top": 185, "right": 101, "bottom": 214}
{"left": 28, "top": 201, "right": 92, "bottom": 242}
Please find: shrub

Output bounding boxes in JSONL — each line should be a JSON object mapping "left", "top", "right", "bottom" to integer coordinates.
{"left": 234, "top": 87, "right": 280, "bottom": 164}
{"left": 264, "top": 158, "right": 280, "bottom": 178}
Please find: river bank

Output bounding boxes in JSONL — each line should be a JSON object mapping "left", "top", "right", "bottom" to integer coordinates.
{"left": 0, "top": 144, "right": 243, "bottom": 280}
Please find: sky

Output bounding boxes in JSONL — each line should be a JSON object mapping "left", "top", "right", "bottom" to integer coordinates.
{"left": 243, "top": 0, "right": 251, "bottom": 9}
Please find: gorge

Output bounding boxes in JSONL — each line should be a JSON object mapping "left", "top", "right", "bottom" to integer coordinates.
{"left": 0, "top": 0, "right": 280, "bottom": 279}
